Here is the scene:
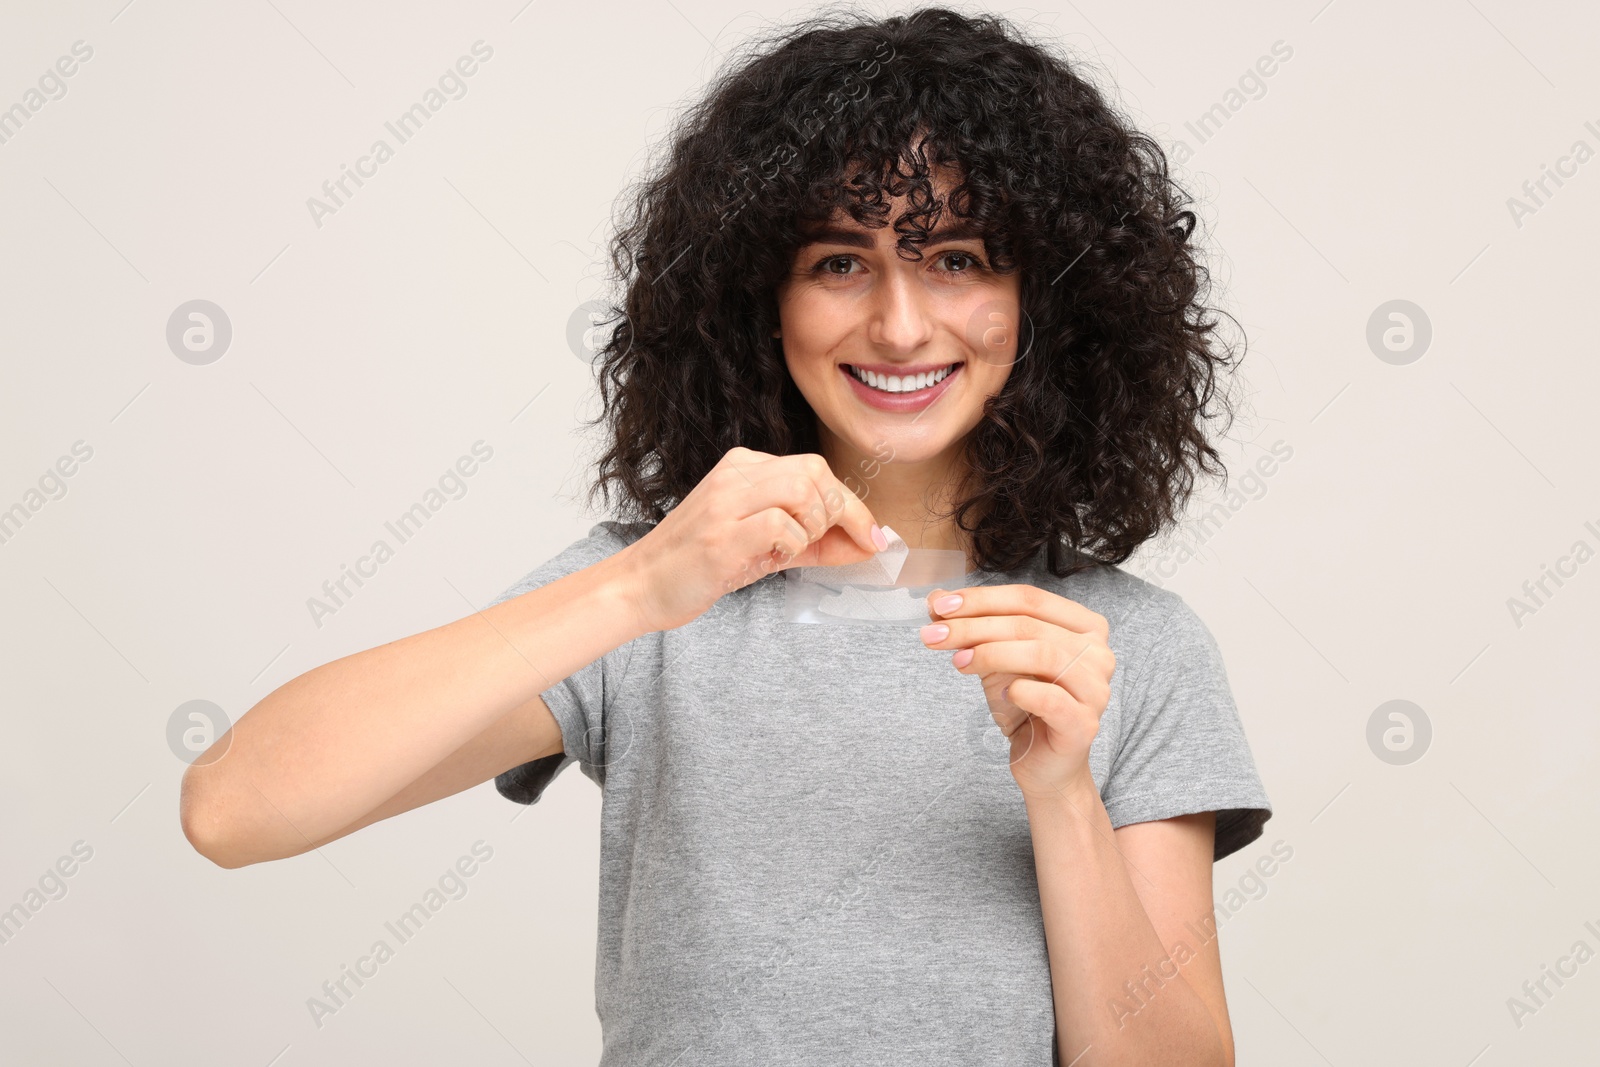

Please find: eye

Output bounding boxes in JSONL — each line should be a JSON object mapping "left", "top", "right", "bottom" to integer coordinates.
{"left": 809, "top": 254, "right": 859, "bottom": 275}
{"left": 936, "top": 250, "right": 987, "bottom": 273}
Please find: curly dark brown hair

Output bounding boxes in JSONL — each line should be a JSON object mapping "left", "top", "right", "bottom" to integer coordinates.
{"left": 581, "top": 5, "right": 1242, "bottom": 579}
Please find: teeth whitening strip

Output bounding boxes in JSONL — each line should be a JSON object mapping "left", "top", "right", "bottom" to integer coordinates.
{"left": 816, "top": 584, "right": 929, "bottom": 620}
{"left": 783, "top": 526, "right": 970, "bottom": 626}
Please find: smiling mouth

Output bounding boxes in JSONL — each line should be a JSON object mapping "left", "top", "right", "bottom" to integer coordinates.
{"left": 843, "top": 362, "right": 961, "bottom": 394}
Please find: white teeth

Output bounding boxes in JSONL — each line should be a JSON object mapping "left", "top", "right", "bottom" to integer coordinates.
{"left": 849, "top": 363, "right": 956, "bottom": 393}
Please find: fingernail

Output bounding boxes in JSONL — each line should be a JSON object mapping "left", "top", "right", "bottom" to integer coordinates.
{"left": 952, "top": 648, "right": 974, "bottom": 668}
{"left": 933, "top": 594, "right": 963, "bottom": 614}
{"left": 920, "top": 623, "right": 948, "bottom": 644}
{"left": 1001, "top": 682, "right": 1012, "bottom": 702}
{"left": 870, "top": 523, "right": 889, "bottom": 551}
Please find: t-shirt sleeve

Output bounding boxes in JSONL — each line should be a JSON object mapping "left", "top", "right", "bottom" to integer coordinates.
{"left": 484, "top": 520, "right": 643, "bottom": 806}
{"left": 1098, "top": 590, "right": 1273, "bottom": 862}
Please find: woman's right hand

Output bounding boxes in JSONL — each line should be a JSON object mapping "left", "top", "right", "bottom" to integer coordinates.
{"left": 619, "top": 447, "right": 888, "bottom": 632}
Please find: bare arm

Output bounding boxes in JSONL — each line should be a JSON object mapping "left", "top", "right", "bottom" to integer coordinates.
{"left": 179, "top": 446, "right": 883, "bottom": 869}
{"left": 248, "top": 691, "right": 564, "bottom": 860}
{"left": 1031, "top": 782, "right": 1230, "bottom": 1067}
{"left": 179, "top": 546, "right": 648, "bottom": 869}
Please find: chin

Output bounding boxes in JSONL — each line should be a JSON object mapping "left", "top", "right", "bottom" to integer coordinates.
{"left": 831, "top": 416, "right": 970, "bottom": 464}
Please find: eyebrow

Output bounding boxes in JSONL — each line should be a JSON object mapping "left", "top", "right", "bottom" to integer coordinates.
{"left": 796, "top": 220, "right": 988, "bottom": 249}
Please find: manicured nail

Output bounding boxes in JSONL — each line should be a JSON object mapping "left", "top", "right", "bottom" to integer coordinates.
{"left": 933, "top": 593, "right": 963, "bottom": 614}
{"left": 952, "top": 648, "right": 974, "bottom": 668}
{"left": 870, "top": 523, "right": 889, "bottom": 551}
{"left": 920, "top": 623, "right": 948, "bottom": 644}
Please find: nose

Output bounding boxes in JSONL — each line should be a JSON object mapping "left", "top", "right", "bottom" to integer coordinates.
{"left": 866, "top": 267, "right": 936, "bottom": 354}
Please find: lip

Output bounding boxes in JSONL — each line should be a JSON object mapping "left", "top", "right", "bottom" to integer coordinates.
{"left": 839, "top": 361, "right": 962, "bottom": 413}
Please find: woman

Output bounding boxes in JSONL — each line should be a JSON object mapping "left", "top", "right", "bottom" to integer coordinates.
{"left": 181, "top": 8, "right": 1271, "bottom": 1065}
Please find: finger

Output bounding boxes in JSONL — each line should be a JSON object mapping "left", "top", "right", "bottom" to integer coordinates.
{"left": 1003, "top": 676, "right": 1090, "bottom": 735}
{"left": 976, "top": 672, "right": 1033, "bottom": 754}
{"left": 718, "top": 445, "right": 777, "bottom": 467}
{"left": 736, "top": 515, "right": 876, "bottom": 579}
{"left": 982, "top": 671, "right": 1028, "bottom": 722}
{"left": 739, "top": 464, "right": 834, "bottom": 547}
{"left": 952, "top": 638, "right": 1113, "bottom": 710}
{"left": 800, "top": 452, "right": 883, "bottom": 556}
{"left": 923, "top": 614, "right": 1119, "bottom": 692}
{"left": 927, "top": 583, "right": 1109, "bottom": 638}
{"left": 731, "top": 506, "right": 816, "bottom": 577}
{"left": 737, "top": 453, "right": 880, "bottom": 556}
{"left": 990, "top": 703, "right": 1031, "bottom": 739}
{"left": 919, "top": 611, "right": 1059, "bottom": 650}
{"left": 712, "top": 446, "right": 775, "bottom": 489}
{"left": 728, "top": 473, "right": 847, "bottom": 573}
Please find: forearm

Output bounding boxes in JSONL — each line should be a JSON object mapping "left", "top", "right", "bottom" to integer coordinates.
{"left": 182, "top": 546, "right": 650, "bottom": 863}
{"left": 1028, "top": 778, "right": 1227, "bottom": 1067}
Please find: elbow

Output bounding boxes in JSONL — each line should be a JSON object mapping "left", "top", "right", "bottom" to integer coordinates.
{"left": 179, "top": 766, "right": 255, "bottom": 869}
{"left": 179, "top": 725, "right": 280, "bottom": 869}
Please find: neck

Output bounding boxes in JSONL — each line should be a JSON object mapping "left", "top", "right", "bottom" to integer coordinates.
{"left": 819, "top": 426, "right": 978, "bottom": 567}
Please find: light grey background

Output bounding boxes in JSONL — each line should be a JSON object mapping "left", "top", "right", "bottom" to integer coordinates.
{"left": 2, "top": 0, "right": 1595, "bottom": 1063}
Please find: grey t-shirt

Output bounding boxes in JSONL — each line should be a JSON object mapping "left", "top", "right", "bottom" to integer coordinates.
{"left": 490, "top": 520, "right": 1271, "bottom": 1065}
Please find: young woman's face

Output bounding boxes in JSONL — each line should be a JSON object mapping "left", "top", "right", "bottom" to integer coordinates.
{"left": 773, "top": 185, "right": 1022, "bottom": 471}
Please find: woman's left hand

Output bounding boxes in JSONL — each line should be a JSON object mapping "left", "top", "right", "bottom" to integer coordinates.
{"left": 920, "top": 584, "right": 1116, "bottom": 803}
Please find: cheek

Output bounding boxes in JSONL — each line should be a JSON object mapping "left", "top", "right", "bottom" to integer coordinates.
{"left": 958, "top": 292, "right": 1024, "bottom": 363}
{"left": 778, "top": 307, "right": 847, "bottom": 383}
{"left": 967, "top": 357, "right": 1013, "bottom": 399}
{"left": 781, "top": 349, "right": 842, "bottom": 413}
